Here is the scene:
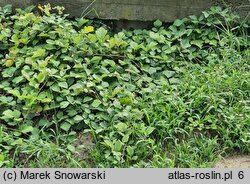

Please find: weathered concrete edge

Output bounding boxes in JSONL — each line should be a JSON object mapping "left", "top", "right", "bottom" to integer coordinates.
{"left": 0, "top": 0, "right": 249, "bottom": 22}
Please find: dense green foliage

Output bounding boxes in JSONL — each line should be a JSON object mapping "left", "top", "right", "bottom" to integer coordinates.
{"left": 0, "top": 4, "right": 249, "bottom": 167}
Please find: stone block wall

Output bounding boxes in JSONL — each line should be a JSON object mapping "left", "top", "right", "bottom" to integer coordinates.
{"left": 0, "top": 0, "right": 249, "bottom": 21}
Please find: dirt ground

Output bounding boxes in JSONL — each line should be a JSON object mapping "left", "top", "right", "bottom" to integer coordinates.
{"left": 214, "top": 155, "right": 250, "bottom": 168}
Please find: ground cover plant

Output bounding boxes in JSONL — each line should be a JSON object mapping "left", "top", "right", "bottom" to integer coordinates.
{"left": 0, "top": 4, "right": 249, "bottom": 167}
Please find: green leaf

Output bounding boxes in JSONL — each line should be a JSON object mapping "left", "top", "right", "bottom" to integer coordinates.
{"left": 96, "top": 27, "right": 107, "bottom": 40}
{"left": 2, "top": 109, "right": 21, "bottom": 119}
{"left": 163, "top": 71, "right": 175, "bottom": 78}
{"left": 12, "top": 76, "right": 24, "bottom": 84}
{"left": 173, "top": 19, "right": 183, "bottom": 27}
{"left": 126, "top": 146, "right": 134, "bottom": 156}
{"left": 122, "top": 134, "right": 130, "bottom": 142}
{"left": 83, "top": 97, "right": 93, "bottom": 103}
{"left": 115, "top": 123, "right": 128, "bottom": 132}
{"left": 154, "top": 20, "right": 162, "bottom": 28}
{"left": 202, "top": 11, "right": 210, "bottom": 18}
{"left": 21, "top": 126, "right": 34, "bottom": 134}
{"left": 67, "top": 109, "right": 78, "bottom": 117}
{"left": 114, "top": 140, "right": 123, "bottom": 152}
{"left": 0, "top": 96, "right": 13, "bottom": 104}
{"left": 61, "top": 122, "right": 71, "bottom": 131}
{"left": 181, "top": 39, "right": 191, "bottom": 49}
{"left": 146, "top": 42, "right": 158, "bottom": 50}
{"left": 148, "top": 67, "right": 157, "bottom": 75}
{"left": 145, "top": 127, "right": 155, "bottom": 136}
{"left": 60, "top": 101, "right": 70, "bottom": 108}
{"left": 3, "top": 4, "right": 12, "bottom": 15}
{"left": 169, "top": 78, "right": 180, "bottom": 84}
{"left": 130, "top": 41, "right": 139, "bottom": 50}
{"left": 103, "top": 139, "right": 113, "bottom": 149}
{"left": 149, "top": 32, "right": 160, "bottom": 40}
{"left": 36, "top": 72, "right": 46, "bottom": 83}
{"left": 58, "top": 82, "right": 68, "bottom": 89}
{"left": 38, "top": 119, "right": 50, "bottom": 127}
{"left": 32, "top": 48, "right": 46, "bottom": 58}
{"left": 74, "top": 115, "right": 84, "bottom": 122}
{"left": 209, "top": 39, "right": 218, "bottom": 46}
{"left": 91, "top": 99, "right": 102, "bottom": 108}
{"left": 0, "top": 154, "right": 5, "bottom": 162}
{"left": 51, "top": 84, "right": 60, "bottom": 92}
{"left": 67, "top": 145, "right": 76, "bottom": 153}
{"left": 119, "top": 97, "right": 132, "bottom": 105}
{"left": 191, "top": 40, "right": 203, "bottom": 49}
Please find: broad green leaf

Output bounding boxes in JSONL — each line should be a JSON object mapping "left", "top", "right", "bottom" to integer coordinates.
{"left": 173, "top": 19, "right": 183, "bottom": 27}
{"left": 58, "top": 82, "right": 68, "bottom": 89}
{"left": 149, "top": 32, "right": 160, "bottom": 40}
{"left": 209, "top": 39, "right": 218, "bottom": 46}
{"left": 191, "top": 40, "right": 203, "bottom": 49}
{"left": 83, "top": 97, "right": 93, "bottom": 103}
{"left": 0, "top": 96, "right": 13, "bottom": 103}
{"left": 67, "top": 109, "right": 78, "bottom": 117}
{"left": 50, "top": 84, "right": 60, "bottom": 92}
{"left": 122, "top": 134, "right": 130, "bottom": 142}
{"left": 119, "top": 97, "right": 132, "bottom": 105}
{"left": 32, "top": 48, "right": 46, "bottom": 58}
{"left": 2, "top": 109, "right": 21, "bottom": 119}
{"left": 74, "top": 115, "right": 84, "bottom": 122}
{"left": 60, "top": 101, "right": 70, "bottom": 108}
{"left": 115, "top": 122, "right": 128, "bottom": 132}
{"left": 130, "top": 41, "right": 139, "bottom": 50}
{"left": 91, "top": 99, "right": 102, "bottom": 108}
{"left": 148, "top": 67, "right": 157, "bottom": 75}
{"left": 114, "top": 140, "right": 123, "bottom": 152}
{"left": 61, "top": 122, "right": 71, "bottom": 131}
{"left": 126, "top": 146, "right": 134, "bottom": 156}
{"left": 21, "top": 126, "right": 34, "bottom": 134}
{"left": 154, "top": 20, "right": 162, "bottom": 28}
{"left": 12, "top": 76, "right": 24, "bottom": 84}
{"left": 181, "top": 39, "right": 191, "bottom": 49}
{"left": 163, "top": 71, "right": 175, "bottom": 78}
{"left": 0, "top": 154, "right": 4, "bottom": 162}
{"left": 202, "top": 11, "right": 210, "bottom": 18}
{"left": 67, "top": 145, "right": 76, "bottom": 153}
{"left": 36, "top": 72, "right": 46, "bottom": 83}
{"left": 96, "top": 27, "right": 107, "bottom": 40}
{"left": 103, "top": 139, "right": 113, "bottom": 149}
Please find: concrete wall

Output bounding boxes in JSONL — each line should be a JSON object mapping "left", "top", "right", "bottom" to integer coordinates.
{"left": 0, "top": 0, "right": 249, "bottom": 21}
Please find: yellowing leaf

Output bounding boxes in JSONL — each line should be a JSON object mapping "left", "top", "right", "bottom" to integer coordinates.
{"left": 38, "top": 4, "right": 44, "bottom": 12}
{"left": 83, "top": 26, "right": 94, "bottom": 34}
{"left": 5, "top": 59, "right": 14, "bottom": 67}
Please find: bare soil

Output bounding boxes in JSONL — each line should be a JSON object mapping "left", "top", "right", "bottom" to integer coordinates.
{"left": 74, "top": 132, "right": 94, "bottom": 160}
{"left": 214, "top": 155, "right": 250, "bottom": 168}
